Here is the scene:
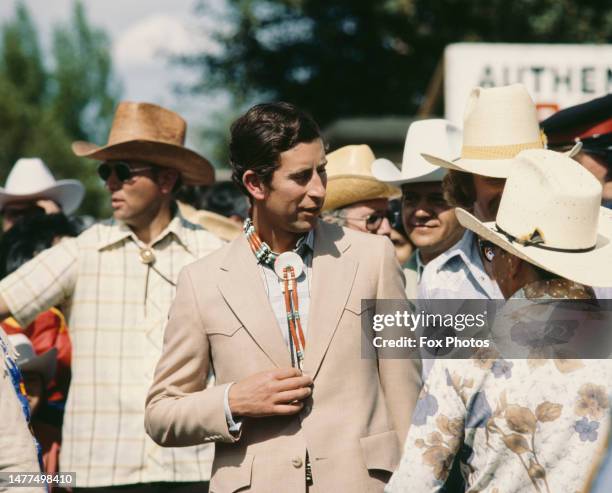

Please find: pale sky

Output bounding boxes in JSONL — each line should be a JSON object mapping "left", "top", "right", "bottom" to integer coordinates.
{"left": 0, "top": 0, "right": 229, "bottom": 157}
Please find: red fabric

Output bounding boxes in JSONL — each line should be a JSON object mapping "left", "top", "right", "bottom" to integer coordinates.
{"left": 2, "top": 307, "right": 71, "bottom": 405}
{"left": 547, "top": 118, "right": 612, "bottom": 145}
{"left": 2, "top": 308, "right": 72, "bottom": 476}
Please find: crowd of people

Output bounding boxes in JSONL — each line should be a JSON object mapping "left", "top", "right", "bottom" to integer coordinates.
{"left": 0, "top": 84, "right": 611, "bottom": 493}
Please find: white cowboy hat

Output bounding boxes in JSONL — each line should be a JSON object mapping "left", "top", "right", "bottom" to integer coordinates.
{"left": 371, "top": 119, "right": 462, "bottom": 186}
{"left": 456, "top": 149, "right": 612, "bottom": 287}
{"left": 0, "top": 158, "right": 85, "bottom": 214}
{"left": 422, "top": 84, "right": 580, "bottom": 178}
{"left": 8, "top": 333, "right": 57, "bottom": 385}
{"left": 322, "top": 145, "right": 400, "bottom": 211}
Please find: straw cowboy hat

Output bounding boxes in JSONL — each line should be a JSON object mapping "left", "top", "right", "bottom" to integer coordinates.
{"left": 0, "top": 158, "right": 84, "bottom": 214}
{"left": 177, "top": 202, "right": 241, "bottom": 242}
{"left": 456, "top": 149, "right": 612, "bottom": 287}
{"left": 8, "top": 333, "right": 57, "bottom": 385}
{"left": 372, "top": 119, "right": 462, "bottom": 186}
{"left": 422, "top": 84, "right": 580, "bottom": 178}
{"left": 72, "top": 102, "right": 214, "bottom": 185}
{"left": 322, "top": 145, "right": 400, "bottom": 211}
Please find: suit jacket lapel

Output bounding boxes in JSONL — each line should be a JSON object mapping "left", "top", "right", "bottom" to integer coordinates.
{"left": 304, "top": 223, "right": 357, "bottom": 378}
{"left": 218, "top": 236, "right": 291, "bottom": 368}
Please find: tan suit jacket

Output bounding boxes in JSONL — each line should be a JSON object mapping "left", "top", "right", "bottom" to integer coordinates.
{"left": 145, "top": 222, "right": 422, "bottom": 492}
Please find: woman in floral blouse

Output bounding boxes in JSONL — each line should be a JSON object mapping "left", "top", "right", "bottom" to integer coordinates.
{"left": 388, "top": 150, "right": 612, "bottom": 492}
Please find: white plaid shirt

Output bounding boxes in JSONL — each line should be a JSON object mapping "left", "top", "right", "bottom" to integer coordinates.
{"left": 0, "top": 213, "right": 224, "bottom": 487}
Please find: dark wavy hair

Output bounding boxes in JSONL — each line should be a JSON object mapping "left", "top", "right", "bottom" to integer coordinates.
{"left": 0, "top": 213, "right": 78, "bottom": 279}
{"left": 229, "top": 102, "right": 322, "bottom": 197}
{"left": 442, "top": 169, "right": 476, "bottom": 209}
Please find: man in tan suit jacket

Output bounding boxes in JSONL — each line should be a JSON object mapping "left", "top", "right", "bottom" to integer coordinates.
{"left": 145, "top": 103, "right": 422, "bottom": 493}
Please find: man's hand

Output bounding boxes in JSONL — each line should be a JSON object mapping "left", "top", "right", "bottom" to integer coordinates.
{"left": 229, "top": 367, "right": 313, "bottom": 418}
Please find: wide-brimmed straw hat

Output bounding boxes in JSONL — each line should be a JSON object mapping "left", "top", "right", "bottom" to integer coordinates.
{"left": 456, "top": 149, "right": 612, "bottom": 287}
{"left": 177, "top": 202, "right": 241, "bottom": 242}
{"left": 72, "top": 102, "right": 214, "bottom": 185}
{"left": 372, "top": 119, "right": 462, "bottom": 186}
{"left": 323, "top": 145, "right": 400, "bottom": 211}
{"left": 0, "top": 158, "right": 84, "bottom": 214}
{"left": 422, "top": 84, "right": 579, "bottom": 179}
{"left": 8, "top": 333, "right": 57, "bottom": 385}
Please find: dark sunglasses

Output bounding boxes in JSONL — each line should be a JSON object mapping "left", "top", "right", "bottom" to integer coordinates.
{"left": 478, "top": 238, "right": 497, "bottom": 263}
{"left": 97, "top": 161, "right": 153, "bottom": 182}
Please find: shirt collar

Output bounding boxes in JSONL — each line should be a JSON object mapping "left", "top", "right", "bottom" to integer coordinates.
{"left": 415, "top": 250, "right": 426, "bottom": 281}
{"left": 97, "top": 209, "right": 196, "bottom": 253}
{"left": 435, "top": 230, "right": 503, "bottom": 298}
{"left": 299, "top": 229, "right": 315, "bottom": 255}
{"left": 404, "top": 250, "right": 426, "bottom": 282}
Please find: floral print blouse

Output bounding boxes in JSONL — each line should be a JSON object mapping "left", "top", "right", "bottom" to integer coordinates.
{"left": 387, "top": 282, "right": 611, "bottom": 493}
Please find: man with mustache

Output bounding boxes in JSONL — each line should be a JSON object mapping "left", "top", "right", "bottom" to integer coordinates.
{"left": 0, "top": 102, "right": 224, "bottom": 491}
{"left": 145, "top": 102, "right": 422, "bottom": 492}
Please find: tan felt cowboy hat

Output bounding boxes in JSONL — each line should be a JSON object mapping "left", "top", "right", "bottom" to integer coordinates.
{"left": 456, "top": 149, "right": 612, "bottom": 287}
{"left": 0, "top": 158, "right": 84, "bottom": 214}
{"left": 323, "top": 145, "right": 400, "bottom": 211}
{"left": 72, "top": 102, "right": 214, "bottom": 185}
{"left": 422, "top": 84, "right": 580, "bottom": 178}
{"left": 372, "top": 119, "right": 462, "bottom": 186}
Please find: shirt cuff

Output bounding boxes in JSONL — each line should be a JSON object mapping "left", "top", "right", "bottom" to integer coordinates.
{"left": 224, "top": 382, "right": 243, "bottom": 434}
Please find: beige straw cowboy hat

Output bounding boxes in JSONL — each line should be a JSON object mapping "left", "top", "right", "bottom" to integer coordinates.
{"left": 72, "top": 102, "right": 214, "bottom": 185}
{"left": 456, "top": 149, "right": 612, "bottom": 287}
{"left": 323, "top": 145, "right": 400, "bottom": 211}
{"left": 422, "top": 84, "right": 580, "bottom": 178}
{"left": 177, "top": 202, "right": 241, "bottom": 242}
{"left": 372, "top": 119, "right": 462, "bottom": 186}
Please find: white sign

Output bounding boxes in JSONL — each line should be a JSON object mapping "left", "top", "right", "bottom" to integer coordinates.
{"left": 444, "top": 43, "right": 612, "bottom": 124}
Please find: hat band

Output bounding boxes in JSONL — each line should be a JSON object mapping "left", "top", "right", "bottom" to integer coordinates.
{"left": 461, "top": 140, "right": 543, "bottom": 160}
{"left": 495, "top": 224, "right": 596, "bottom": 253}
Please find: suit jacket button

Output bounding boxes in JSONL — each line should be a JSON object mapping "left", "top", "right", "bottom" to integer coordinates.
{"left": 291, "top": 457, "right": 303, "bottom": 468}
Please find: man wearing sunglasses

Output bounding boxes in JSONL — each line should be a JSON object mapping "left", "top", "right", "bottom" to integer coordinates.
{"left": 0, "top": 102, "right": 224, "bottom": 492}
{"left": 321, "top": 145, "right": 399, "bottom": 239}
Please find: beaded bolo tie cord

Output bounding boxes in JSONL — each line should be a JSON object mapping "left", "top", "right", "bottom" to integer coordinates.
{"left": 244, "top": 220, "right": 306, "bottom": 370}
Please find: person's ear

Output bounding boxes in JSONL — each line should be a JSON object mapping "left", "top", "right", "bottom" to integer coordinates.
{"left": 157, "top": 169, "right": 179, "bottom": 195}
{"left": 243, "top": 170, "right": 267, "bottom": 201}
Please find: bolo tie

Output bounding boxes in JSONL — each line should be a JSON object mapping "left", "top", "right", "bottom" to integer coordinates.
{"left": 244, "top": 219, "right": 307, "bottom": 369}
{"left": 137, "top": 245, "right": 177, "bottom": 316}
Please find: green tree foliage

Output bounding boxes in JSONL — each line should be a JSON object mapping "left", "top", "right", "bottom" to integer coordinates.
{"left": 182, "top": 0, "right": 612, "bottom": 128}
{"left": 0, "top": 1, "right": 120, "bottom": 218}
